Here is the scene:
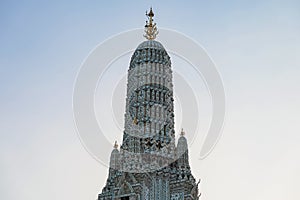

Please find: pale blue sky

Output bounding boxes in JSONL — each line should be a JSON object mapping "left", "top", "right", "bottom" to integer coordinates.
{"left": 1, "top": 1, "right": 300, "bottom": 200}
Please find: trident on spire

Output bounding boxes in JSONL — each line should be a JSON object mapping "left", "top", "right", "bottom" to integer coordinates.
{"left": 144, "top": 7, "right": 159, "bottom": 40}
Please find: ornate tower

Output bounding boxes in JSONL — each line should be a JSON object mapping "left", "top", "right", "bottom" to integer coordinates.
{"left": 98, "top": 8, "right": 200, "bottom": 200}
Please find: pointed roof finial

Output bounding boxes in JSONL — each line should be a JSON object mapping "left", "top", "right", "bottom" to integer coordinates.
{"left": 148, "top": 7, "right": 154, "bottom": 17}
{"left": 113, "top": 141, "right": 118, "bottom": 149}
{"left": 181, "top": 128, "right": 185, "bottom": 136}
{"left": 144, "top": 7, "right": 159, "bottom": 40}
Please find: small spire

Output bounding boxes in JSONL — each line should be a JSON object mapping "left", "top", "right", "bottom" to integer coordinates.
{"left": 144, "top": 7, "right": 159, "bottom": 40}
{"left": 181, "top": 128, "right": 185, "bottom": 136}
{"left": 113, "top": 141, "right": 118, "bottom": 149}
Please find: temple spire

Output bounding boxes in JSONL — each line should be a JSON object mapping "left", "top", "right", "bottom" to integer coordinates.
{"left": 144, "top": 7, "right": 159, "bottom": 40}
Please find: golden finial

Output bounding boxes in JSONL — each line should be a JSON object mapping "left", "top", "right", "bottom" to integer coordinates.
{"left": 180, "top": 128, "right": 185, "bottom": 136}
{"left": 113, "top": 141, "right": 118, "bottom": 149}
{"left": 144, "top": 7, "right": 159, "bottom": 40}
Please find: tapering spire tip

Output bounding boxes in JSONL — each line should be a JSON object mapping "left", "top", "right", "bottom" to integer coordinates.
{"left": 114, "top": 141, "right": 118, "bottom": 149}
{"left": 181, "top": 128, "right": 185, "bottom": 136}
{"left": 144, "top": 7, "right": 159, "bottom": 40}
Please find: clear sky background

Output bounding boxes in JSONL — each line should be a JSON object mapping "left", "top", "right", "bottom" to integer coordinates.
{"left": 1, "top": 0, "right": 300, "bottom": 200}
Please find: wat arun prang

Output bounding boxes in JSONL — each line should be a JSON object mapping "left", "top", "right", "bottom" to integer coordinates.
{"left": 98, "top": 8, "right": 201, "bottom": 200}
